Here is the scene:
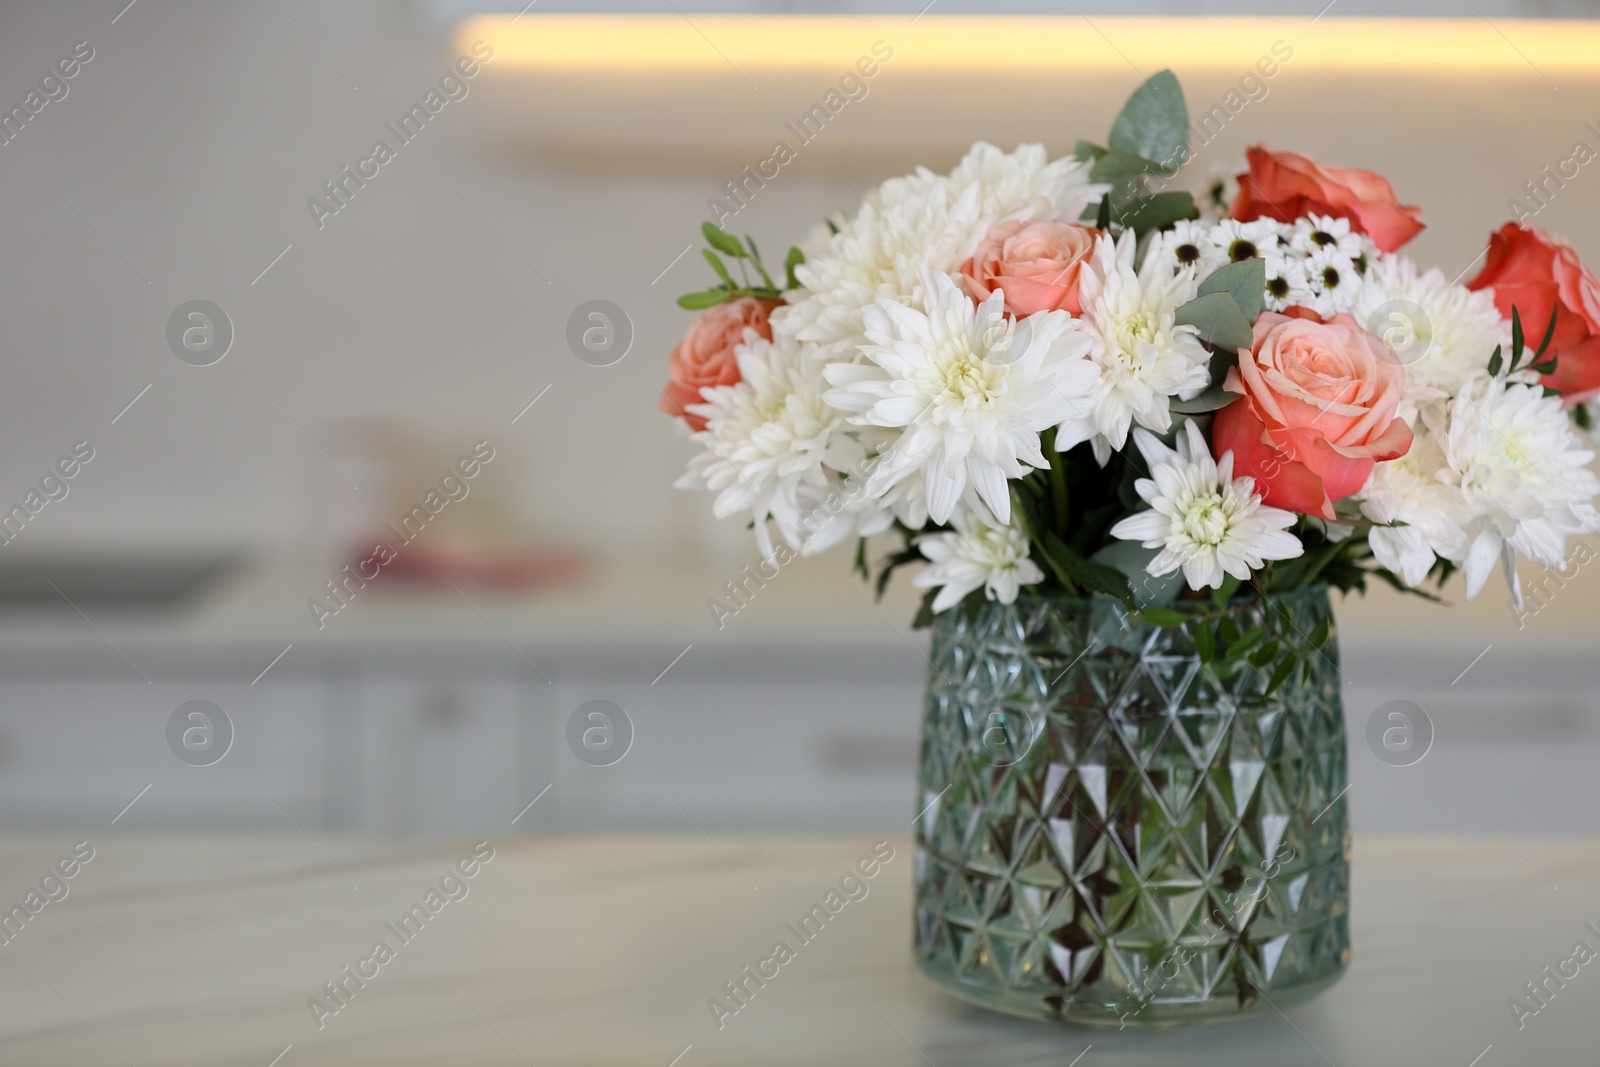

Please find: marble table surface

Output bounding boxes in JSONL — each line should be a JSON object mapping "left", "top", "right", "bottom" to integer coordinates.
{"left": 0, "top": 834, "right": 1595, "bottom": 1066}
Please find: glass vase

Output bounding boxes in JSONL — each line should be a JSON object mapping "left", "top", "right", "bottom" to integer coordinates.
{"left": 912, "top": 585, "right": 1350, "bottom": 1027}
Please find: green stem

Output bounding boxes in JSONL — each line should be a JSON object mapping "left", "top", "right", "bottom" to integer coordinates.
{"left": 1044, "top": 428, "right": 1069, "bottom": 536}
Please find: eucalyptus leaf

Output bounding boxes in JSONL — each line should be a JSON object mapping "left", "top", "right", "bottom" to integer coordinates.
{"left": 1113, "top": 191, "right": 1197, "bottom": 236}
{"left": 1168, "top": 382, "right": 1239, "bottom": 414}
{"left": 1090, "top": 151, "right": 1162, "bottom": 185}
{"left": 1175, "top": 291, "right": 1255, "bottom": 352}
{"left": 1089, "top": 540, "right": 1183, "bottom": 608}
{"left": 1074, "top": 139, "right": 1108, "bottom": 163}
{"left": 1108, "top": 70, "right": 1189, "bottom": 172}
{"left": 1197, "top": 258, "right": 1266, "bottom": 322}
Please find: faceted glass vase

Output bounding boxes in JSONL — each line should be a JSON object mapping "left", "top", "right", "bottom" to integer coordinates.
{"left": 912, "top": 585, "right": 1350, "bottom": 1027}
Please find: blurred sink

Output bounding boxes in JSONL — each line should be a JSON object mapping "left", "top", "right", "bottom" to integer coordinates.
{"left": 0, "top": 553, "right": 240, "bottom": 609}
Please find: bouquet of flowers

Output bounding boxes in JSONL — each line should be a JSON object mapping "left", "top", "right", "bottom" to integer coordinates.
{"left": 660, "top": 71, "right": 1600, "bottom": 665}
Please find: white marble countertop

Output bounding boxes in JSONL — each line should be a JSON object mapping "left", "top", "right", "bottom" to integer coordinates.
{"left": 0, "top": 834, "right": 1595, "bottom": 1065}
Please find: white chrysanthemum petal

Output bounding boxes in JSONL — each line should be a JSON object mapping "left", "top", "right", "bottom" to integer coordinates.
{"left": 912, "top": 507, "right": 1045, "bottom": 613}
{"left": 823, "top": 266, "right": 1099, "bottom": 526}
{"left": 1352, "top": 254, "right": 1511, "bottom": 406}
{"left": 1109, "top": 422, "right": 1304, "bottom": 591}
{"left": 1076, "top": 233, "right": 1211, "bottom": 453}
{"left": 677, "top": 333, "right": 865, "bottom": 552}
{"left": 1443, "top": 375, "right": 1600, "bottom": 601}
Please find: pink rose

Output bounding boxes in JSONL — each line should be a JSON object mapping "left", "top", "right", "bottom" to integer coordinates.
{"left": 1468, "top": 222, "right": 1600, "bottom": 403}
{"left": 1230, "top": 145, "right": 1424, "bottom": 253}
{"left": 959, "top": 220, "right": 1099, "bottom": 317}
{"left": 1212, "top": 311, "right": 1413, "bottom": 520}
{"left": 659, "top": 297, "right": 780, "bottom": 432}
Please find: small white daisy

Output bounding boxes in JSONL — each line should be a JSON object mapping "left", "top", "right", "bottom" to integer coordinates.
{"left": 1262, "top": 253, "right": 1314, "bottom": 313}
{"left": 1210, "top": 218, "right": 1284, "bottom": 267}
{"left": 1166, "top": 219, "right": 1227, "bottom": 276}
{"left": 1110, "top": 421, "right": 1304, "bottom": 591}
{"left": 822, "top": 266, "right": 1099, "bottom": 526}
{"left": 1291, "top": 213, "right": 1366, "bottom": 261}
{"left": 1305, "top": 244, "right": 1361, "bottom": 316}
{"left": 913, "top": 507, "right": 1045, "bottom": 613}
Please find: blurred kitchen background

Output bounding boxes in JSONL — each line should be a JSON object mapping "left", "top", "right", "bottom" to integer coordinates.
{"left": 0, "top": 0, "right": 1597, "bottom": 839}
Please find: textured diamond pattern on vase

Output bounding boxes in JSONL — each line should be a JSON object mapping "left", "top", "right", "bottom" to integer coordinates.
{"left": 912, "top": 586, "right": 1351, "bottom": 1026}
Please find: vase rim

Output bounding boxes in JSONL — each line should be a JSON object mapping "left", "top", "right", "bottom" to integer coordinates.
{"left": 1001, "top": 581, "right": 1331, "bottom": 611}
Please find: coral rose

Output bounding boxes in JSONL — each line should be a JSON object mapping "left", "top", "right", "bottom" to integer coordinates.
{"left": 959, "top": 220, "right": 1098, "bottom": 317}
{"left": 1212, "top": 311, "right": 1414, "bottom": 520}
{"left": 1230, "top": 145, "right": 1424, "bottom": 253}
{"left": 1467, "top": 222, "right": 1600, "bottom": 403}
{"left": 660, "top": 297, "right": 780, "bottom": 431}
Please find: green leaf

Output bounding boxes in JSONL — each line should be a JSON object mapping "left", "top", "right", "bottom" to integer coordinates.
{"left": 1534, "top": 301, "right": 1561, "bottom": 361}
{"left": 1042, "top": 531, "right": 1134, "bottom": 605}
{"left": 1174, "top": 291, "right": 1255, "bottom": 353}
{"left": 910, "top": 588, "right": 939, "bottom": 630}
{"left": 1487, "top": 344, "right": 1504, "bottom": 378}
{"left": 702, "top": 249, "right": 734, "bottom": 287}
{"left": 1096, "top": 194, "right": 1112, "bottom": 231}
{"left": 1229, "top": 626, "right": 1267, "bottom": 657}
{"left": 1139, "top": 606, "right": 1189, "bottom": 628}
{"left": 1169, "top": 382, "right": 1239, "bottom": 414}
{"left": 1197, "top": 258, "right": 1266, "bottom": 322}
{"left": 677, "top": 290, "right": 733, "bottom": 310}
{"left": 1090, "top": 540, "right": 1183, "bottom": 607}
{"left": 745, "top": 236, "right": 776, "bottom": 288}
{"left": 1307, "top": 616, "right": 1332, "bottom": 650}
{"left": 1074, "top": 139, "right": 1108, "bottom": 163}
{"left": 784, "top": 246, "right": 805, "bottom": 289}
{"left": 1249, "top": 643, "right": 1278, "bottom": 669}
{"left": 1108, "top": 69, "right": 1189, "bottom": 172}
{"left": 1266, "top": 652, "right": 1298, "bottom": 696}
{"left": 702, "top": 222, "right": 745, "bottom": 258}
{"left": 1113, "top": 191, "right": 1197, "bottom": 236}
{"left": 1194, "top": 622, "right": 1216, "bottom": 662}
{"left": 1511, "top": 306, "right": 1525, "bottom": 369}
{"left": 853, "top": 537, "right": 870, "bottom": 582}
{"left": 1091, "top": 151, "right": 1162, "bottom": 185}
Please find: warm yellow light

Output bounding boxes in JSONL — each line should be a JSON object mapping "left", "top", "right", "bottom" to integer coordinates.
{"left": 459, "top": 15, "right": 1600, "bottom": 75}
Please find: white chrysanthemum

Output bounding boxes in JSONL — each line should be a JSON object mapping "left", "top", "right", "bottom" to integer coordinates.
{"left": 677, "top": 332, "right": 866, "bottom": 555}
{"left": 913, "top": 507, "right": 1045, "bottom": 613}
{"left": 1444, "top": 375, "right": 1600, "bottom": 600}
{"left": 942, "top": 142, "right": 1100, "bottom": 238}
{"left": 781, "top": 170, "right": 971, "bottom": 351}
{"left": 1352, "top": 255, "right": 1510, "bottom": 404}
{"left": 1110, "top": 422, "right": 1304, "bottom": 591}
{"left": 780, "top": 143, "right": 1100, "bottom": 355}
{"left": 822, "top": 266, "right": 1099, "bottom": 525}
{"left": 1076, "top": 232, "right": 1211, "bottom": 461}
{"left": 1357, "top": 418, "right": 1471, "bottom": 586}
